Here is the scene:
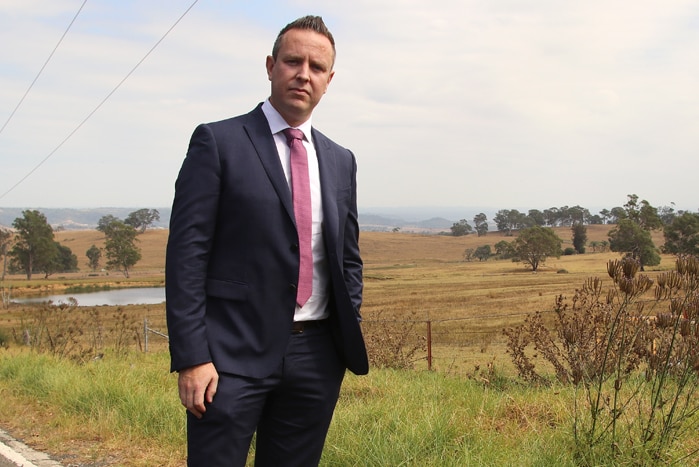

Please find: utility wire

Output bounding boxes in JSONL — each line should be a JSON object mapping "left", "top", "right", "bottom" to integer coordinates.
{"left": 0, "top": 0, "right": 89, "bottom": 137}
{"left": 0, "top": 0, "right": 200, "bottom": 202}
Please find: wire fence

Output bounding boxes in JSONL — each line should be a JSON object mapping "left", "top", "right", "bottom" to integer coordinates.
{"left": 142, "top": 311, "right": 540, "bottom": 375}
{"left": 361, "top": 312, "right": 535, "bottom": 374}
{"left": 143, "top": 317, "right": 169, "bottom": 353}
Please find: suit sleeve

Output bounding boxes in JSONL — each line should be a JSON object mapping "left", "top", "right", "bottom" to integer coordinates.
{"left": 166, "top": 124, "right": 221, "bottom": 372}
{"left": 342, "top": 151, "right": 363, "bottom": 319}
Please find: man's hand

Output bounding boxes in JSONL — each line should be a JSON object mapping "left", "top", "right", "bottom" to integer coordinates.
{"left": 178, "top": 362, "right": 219, "bottom": 419}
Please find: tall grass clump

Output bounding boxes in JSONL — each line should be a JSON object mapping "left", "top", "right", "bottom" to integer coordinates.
{"left": 12, "top": 302, "right": 141, "bottom": 361}
{"left": 0, "top": 350, "right": 185, "bottom": 465}
{"left": 505, "top": 256, "right": 699, "bottom": 465}
{"left": 324, "top": 370, "right": 574, "bottom": 466}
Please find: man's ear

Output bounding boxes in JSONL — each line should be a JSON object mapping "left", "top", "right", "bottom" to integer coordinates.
{"left": 265, "top": 55, "right": 275, "bottom": 81}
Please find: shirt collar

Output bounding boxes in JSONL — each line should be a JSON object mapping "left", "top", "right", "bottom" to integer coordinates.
{"left": 262, "top": 99, "right": 313, "bottom": 142}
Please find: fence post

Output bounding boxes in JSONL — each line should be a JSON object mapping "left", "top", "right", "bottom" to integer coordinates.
{"left": 144, "top": 317, "right": 149, "bottom": 353}
{"left": 426, "top": 320, "right": 432, "bottom": 371}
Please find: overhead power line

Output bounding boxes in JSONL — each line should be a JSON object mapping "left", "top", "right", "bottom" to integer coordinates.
{"left": 0, "top": 0, "right": 89, "bottom": 137}
{"left": 0, "top": 0, "right": 201, "bottom": 202}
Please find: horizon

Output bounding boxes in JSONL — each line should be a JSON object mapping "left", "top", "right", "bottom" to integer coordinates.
{"left": 2, "top": 201, "right": 696, "bottom": 232}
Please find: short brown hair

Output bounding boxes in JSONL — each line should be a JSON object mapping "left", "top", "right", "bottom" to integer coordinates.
{"left": 272, "top": 15, "right": 336, "bottom": 63}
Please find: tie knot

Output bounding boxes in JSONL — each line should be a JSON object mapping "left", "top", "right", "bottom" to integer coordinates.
{"left": 283, "top": 128, "right": 304, "bottom": 145}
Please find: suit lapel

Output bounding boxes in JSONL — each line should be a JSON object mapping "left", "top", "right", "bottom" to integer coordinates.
{"left": 242, "top": 110, "right": 340, "bottom": 240}
{"left": 244, "top": 107, "right": 295, "bottom": 223}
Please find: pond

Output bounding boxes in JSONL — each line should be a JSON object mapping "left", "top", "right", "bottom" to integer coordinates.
{"left": 15, "top": 287, "right": 166, "bottom": 307}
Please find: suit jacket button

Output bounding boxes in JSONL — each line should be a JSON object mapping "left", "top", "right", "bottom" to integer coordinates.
{"left": 289, "top": 284, "right": 297, "bottom": 292}
{"left": 291, "top": 243, "right": 299, "bottom": 252}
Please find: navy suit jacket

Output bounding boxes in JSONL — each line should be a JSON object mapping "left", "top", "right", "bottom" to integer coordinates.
{"left": 166, "top": 104, "right": 368, "bottom": 377}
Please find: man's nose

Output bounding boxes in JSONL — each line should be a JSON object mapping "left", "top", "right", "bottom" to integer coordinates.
{"left": 296, "top": 61, "right": 310, "bottom": 80}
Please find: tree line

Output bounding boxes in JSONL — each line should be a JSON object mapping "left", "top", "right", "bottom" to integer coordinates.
{"left": 0, "top": 208, "right": 160, "bottom": 280}
{"left": 455, "top": 194, "right": 699, "bottom": 272}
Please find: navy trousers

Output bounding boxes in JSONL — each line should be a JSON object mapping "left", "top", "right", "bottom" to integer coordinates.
{"left": 186, "top": 322, "right": 345, "bottom": 467}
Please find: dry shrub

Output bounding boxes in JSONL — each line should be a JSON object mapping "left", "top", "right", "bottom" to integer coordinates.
{"left": 503, "top": 257, "right": 653, "bottom": 385}
{"left": 363, "top": 308, "right": 427, "bottom": 370}
{"left": 12, "top": 302, "right": 140, "bottom": 362}
{"left": 505, "top": 257, "right": 699, "bottom": 385}
{"left": 505, "top": 256, "right": 699, "bottom": 463}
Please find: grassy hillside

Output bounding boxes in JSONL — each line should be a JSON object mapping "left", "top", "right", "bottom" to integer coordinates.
{"left": 52, "top": 224, "right": 660, "bottom": 272}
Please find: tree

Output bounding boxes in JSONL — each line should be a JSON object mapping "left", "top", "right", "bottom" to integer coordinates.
{"left": 463, "top": 248, "right": 475, "bottom": 262}
{"left": 494, "top": 210, "right": 512, "bottom": 235}
{"left": 473, "top": 213, "right": 488, "bottom": 237}
{"left": 0, "top": 228, "right": 12, "bottom": 281}
{"left": 658, "top": 204, "right": 677, "bottom": 226}
{"left": 607, "top": 195, "right": 663, "bottom": 270}
{"left": 588, "top": 214, "right": 603, "bottom": 225}
{"left": 103, "top": 221, "right": 141, "bottom": 278}
{"left": 623, "top": 194, "right": 662, "bottom": 230}
{"left": 494, "top": 209, "right": 527, "bottom": 236}
{"left": 450, "top": 219, "right": 472, "bottom": 237}
{"left": 9, "top": 210, "right": 56, "bottom": 280}
{"left": 125, "top": 208, "right": 161, "bottom": 234}
{"left": 494, "top": 240, "right": 515, "bottom": 259}
{"left": 609, "top": 207, "right": 626, "bottom": 224}
{"left": 663, "top": 212, "right": 699, "bottom": 257}
{"left": 474, "top": 245, "right": 492, "bottom": 261}
{"left": 568, "top": 205, "right": 590, "bottom": 225}
{"left": 512, "top": 226, "right": 562, "bottom": 272}
{"left": 543, "top": 207, "right": 559, "bottom": 226}
{"left": 97, "top": 215, "right": 120, "bottom": 234}
{"left": 571, "top": 222, "right": 587, "bottom": 254}
{"left": 608, "top": 219, "right": 660, "bottom": 270}
{"left": 527, "top": 209, "right": 546, "bottom": 227}
{"left": 86, "top": 244, "right": 102, "bottom": 272}
{"left": 38, "top": 243, "right": 78, "bottom": 278}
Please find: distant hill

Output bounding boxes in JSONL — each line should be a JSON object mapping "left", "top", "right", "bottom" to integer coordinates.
{"left": 0, "top": 207, "right": 171, "bottom": 230}
{"left": 0, "top": 207, "right": 459, "bottom": 233}
{"left": 359, "top": 214, "right": 453, "bottom": 233}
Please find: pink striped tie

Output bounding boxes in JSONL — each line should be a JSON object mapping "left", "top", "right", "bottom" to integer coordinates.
{"left": 283, "top": 128, "right": 313, "bottom": 307}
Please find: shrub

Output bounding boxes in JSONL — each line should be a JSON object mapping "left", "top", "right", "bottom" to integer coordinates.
{"left": 363, "top": 308, "right": 426, "bottom": 370}
{"left": 12, "top": 302, "right": 140, "bottom": 362}
{"left": 504, "top": 256, "right": 699, "bottom": 463}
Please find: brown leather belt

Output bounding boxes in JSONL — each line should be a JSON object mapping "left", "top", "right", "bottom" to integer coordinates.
{"left": 291, "top": 319, "right": 327, "bottom": 334}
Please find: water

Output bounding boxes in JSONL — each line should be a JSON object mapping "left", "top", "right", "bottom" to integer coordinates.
{"left": 15, "top": 287, "right": 166, "bottom": 307}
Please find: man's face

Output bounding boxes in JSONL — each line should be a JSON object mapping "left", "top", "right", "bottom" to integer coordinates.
{"left": 266, "top": 29, "right": 335, "bottom": 127}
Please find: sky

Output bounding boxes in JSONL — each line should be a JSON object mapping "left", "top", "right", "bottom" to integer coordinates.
{"left": 0, "top": 0, "right": 697, "bottom": 217}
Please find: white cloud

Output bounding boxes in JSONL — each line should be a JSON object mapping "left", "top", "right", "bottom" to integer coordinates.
{"left": 0, "top": 0, "right": 697, "bottom": 213}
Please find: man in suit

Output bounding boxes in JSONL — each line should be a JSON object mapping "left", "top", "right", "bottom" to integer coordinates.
{"left": 165, "top": 15, "right": 368, "bottom": 467}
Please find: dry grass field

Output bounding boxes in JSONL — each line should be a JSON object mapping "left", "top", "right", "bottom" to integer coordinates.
{"left": 35, "top": 225, "right": 670, "bottom": 374}
{"left": 354, "top": 225, "right": 670, "bottom": 373}
{"left": 2, "top": 225, "right": 672, "bottom": 371}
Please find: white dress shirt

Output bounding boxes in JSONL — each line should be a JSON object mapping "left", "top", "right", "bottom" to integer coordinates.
{"left": 261, "top": 100, "right": 329, "bottom": 321}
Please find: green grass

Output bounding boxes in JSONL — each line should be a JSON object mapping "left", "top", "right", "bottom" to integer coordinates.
{"left": 0, "top": 349, "right": 602, "bottom": 466}
{"left": 0, "top": 350, "right": 185, "bottom": 465}
{"left": 328, "top": 370, "right": 575, "bottom": 466}
{"left": 2, "top": 348, "right": 699, "bottom": 466}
